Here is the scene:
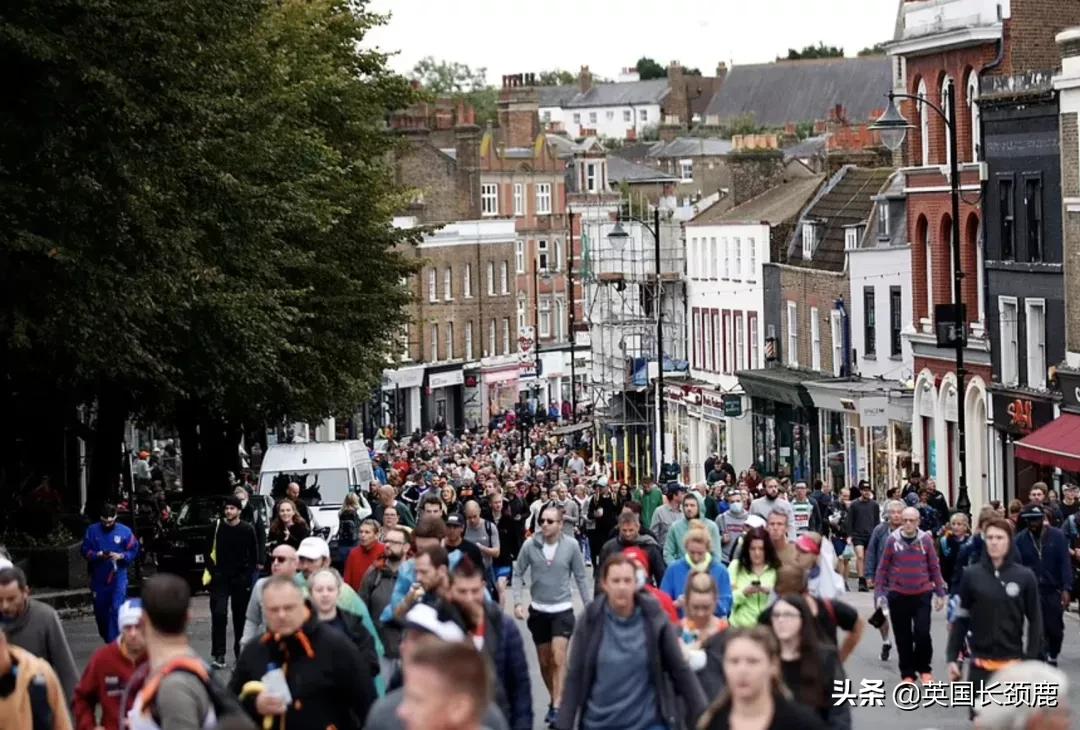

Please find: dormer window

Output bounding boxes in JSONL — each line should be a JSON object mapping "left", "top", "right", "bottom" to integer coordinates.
{"left": 844, "top": 224, "right": 864, "bottom": 250}
{"left": 877, "top": 201, "right": 889, "bottom": 239}
{"left": 802, "top": 222, "right": 817, "bottom": 260}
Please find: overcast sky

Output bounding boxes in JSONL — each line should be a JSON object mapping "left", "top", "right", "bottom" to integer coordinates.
{"left": 366, "top": 0, "right": 900, "bottom": 83}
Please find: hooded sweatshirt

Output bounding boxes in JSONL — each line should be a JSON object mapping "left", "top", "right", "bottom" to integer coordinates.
{"left": 0, "top": 645, "right": 72, "bottom": 730}
{"left": 663, "top": 493, "right": 724, "bottom": 565}
{"left": 4, "top": 599, "right": 78, "bottom": 702}
{"left": 873, "top": 527, "right": 946, "bottom": 603}
{"left": 513, "top": 533, "right": 591, "bottom": 609}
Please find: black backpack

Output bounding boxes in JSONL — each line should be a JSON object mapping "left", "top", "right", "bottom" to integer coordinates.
{"left": 144, "top": 657, "right": 254, "bottom": 730}
{"left": 337, "top": 516, "right": 359, "bottom": 547}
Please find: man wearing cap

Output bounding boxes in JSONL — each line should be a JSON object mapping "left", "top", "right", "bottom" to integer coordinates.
{"left": 74, "top": 599, "right": 147, "bottom": 730}
{"left": 650, "top": 484, "right": 684, "bottom": 550}
{"left": 443, "top": 513, "right": 487, "bottom": 574}
{"left": 1015, "top": 503, "right": 1072, "bottom": 666}
{"left": 206, "top": 495, "right": 258, "bottom": 669}
{"left": 81, "top": 503, "right": 140, "bottom": 643}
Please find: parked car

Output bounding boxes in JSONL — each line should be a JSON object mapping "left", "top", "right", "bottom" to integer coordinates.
{"left": 154, "top": 494, "right": 272, "bottom": 591}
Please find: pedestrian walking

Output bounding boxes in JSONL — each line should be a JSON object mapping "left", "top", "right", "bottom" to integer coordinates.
{"left": 207, "top": 495, "right": 258, "bottom": 669}
{"left": 235, "top": 486, "right": 267, "bottom": 575}
{"left": 230, "top": 577, "right": 376, "bottom": 730}
{"left": 0, "top": 625, "right": 72, "bottom": 730}
{"left": 1014, "top": 503, "right": 1072, "bottom": 666}
{"left": 512, "top": 505, "right": 591, "bottom": 726}
{"left": 308, "top": 569, "right": 380, "bottom": 682}
{"left": 765, "top": 509, "right": 796, "bottom": 567}
{"left": 596, "top": 512, "right": 665, "bottom": 592}
{"left": 715, "top": 490, "right": 750, "bottom": 564}
{"left": 587, "top": 481, "right": 618, "bottom": 569}
{"left": 845, "top": 482, "right": 880, "bottom": 592}
{"left": 727, "top": 527, "right": 779, "bottom": 628}
{"left": 266, "top": 499, "right": 310, "bottom": 557}
{"left": 946, "top": 517, "right": 1042, "bottom": 695}
{"left": 359, "top": 527, "right": 408, "bottom": 670}
{"left": 679, "top": 572, "right": 729, "bottom": 670}
{"left": 81, "top": 503, "right": 140, "bottom": 643}
{"left": 555, "top": 554, "right": 707, "bottom": 730}
{"left": 659, "top": 526, "right": 733, "bottom": 618}
{"left": 638, "top": 480, "right": 664, "bottom": 532}
{"left": 0, "top": 566, "right": 78, "bottom": 701}
{"left": 873, "top": 506, "right": 947, "bottom": 683}
{"left": 333, "top": 493, "right": 363, "bottom": 571}
{"left": 397, "top": 637, "right": 494, "bottom": 730}
{"left": 766, "top": 595, "right": 850, "bottom": 730}
{"left": 664, "top": 491, "right": 724, "bottom": 566}
{"left": 651, "top": 484, "right": 685, "bottom": 550}
{"left": 343, "top": 519, "right": 386, "bottom": 591}
{"left": 864, "top": 499, "right": 903, "bottom": 661}
{"left": 697, "top": 626, "right": 827, "bottom": 730}
{"left": 749, "top": 480, "right": 795, "bottom": 542}
{"left": 938, "top": 512, "right": 971, "bottom": 591}
{"left": 463, "top": 500, "right": 500, "bottom": 591}
{"left": 74, "top": 600, "right": 147, "bottom": 730}
{"left": 789, "top": 482, "right": 822, "bottom": 537}
{"left": 768, "top": 566, "right": 864, "bottom": 664}
{"left": 241, "top": 545, "right": 298, "bottom": 647}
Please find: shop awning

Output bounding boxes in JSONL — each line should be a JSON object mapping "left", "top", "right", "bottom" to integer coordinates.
{"left": 735, "top": 367, "right": 826, "bottom": 409}
{"left": 1014, "top": 414, "right": 1080, "bottom": 472}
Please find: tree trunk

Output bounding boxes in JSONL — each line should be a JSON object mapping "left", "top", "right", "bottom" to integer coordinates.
{"left": 86, "top": 387, "right": 129, "bottom": 517}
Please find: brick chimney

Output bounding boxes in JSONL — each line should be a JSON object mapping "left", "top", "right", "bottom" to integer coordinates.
{"left": 498, "top": 73, "right": 541, "bottom": 148}
{"left": 715, "top": 62, "right": 728, "bottom": 81}
{"left": 578, "top": 65, "right": 593, "bottom": 94}
{"left": 454, "top": 121, "right": 482, "bottom": 219}
{"left": 665, "top": 62, "right": 688, "bottom": 126}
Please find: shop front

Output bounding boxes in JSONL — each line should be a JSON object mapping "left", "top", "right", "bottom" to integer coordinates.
{"left": 381, "top": 364, "right": 425, "bottom": 435}
{"left": 993, "top": 388, "right": 1058, "bottom": 501}
{"left": 422, "top": 364, "right": 464, "bottom": 433}
{"left": 480, "top": 355, "right": 520, "bottom": 423}
{"left": 736, "top": 368, "right": 826, "bottom": 481}
{"left": 1015, "top": 368, "right": 1080, "bottom": 486}
{"left": 804, "top": 379, "right": 914, "bottom": 497}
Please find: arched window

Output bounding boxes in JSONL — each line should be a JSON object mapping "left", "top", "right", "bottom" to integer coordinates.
{"left": 917, "top": 79, "right": 930, "bottom": 166}
{"left": 966, "top": 71, "right": 981, "bottom": 161}
{"left": 916, "top": 215, "right": 932, "bottom": 321}
{"left": 941, "top": 76, "right": 955, "bottom": 167}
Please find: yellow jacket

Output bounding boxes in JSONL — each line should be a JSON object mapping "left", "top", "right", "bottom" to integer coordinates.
{"left": 0, "top": 646, "right": 72, "bottom": 730}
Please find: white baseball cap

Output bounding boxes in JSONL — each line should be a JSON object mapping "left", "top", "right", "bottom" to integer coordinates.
{"left": 118, "top": 599, "right": 143, "bottom": 629}
{"left": 296, "top": 537, "right": 330, "bottom": 561}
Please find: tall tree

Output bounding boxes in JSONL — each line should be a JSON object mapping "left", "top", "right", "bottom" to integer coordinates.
{"left": 409, "top": 56, "right": 497, "bottom": 125}
{"left": 635, "top": 57, "right": 667, "bottom": 80}
{"left": 537, "top": 69, "right": 576, "bottom": 86}
{"left": 785, "top": 42, "right": 845, "bottom": 60}
{"left": 858, "top": 42, "right": 888, "bottom": 57}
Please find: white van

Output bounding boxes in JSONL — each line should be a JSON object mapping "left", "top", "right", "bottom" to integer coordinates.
{"left": 257, "top": 440, "right": 374, "bottom": 540}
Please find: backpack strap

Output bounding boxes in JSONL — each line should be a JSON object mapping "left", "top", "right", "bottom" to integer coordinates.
{"left": 139, "top": 657, "right": 212, "bottom": 722}
{"left": 821, "top": 598, "right": 837, "bottom": 626}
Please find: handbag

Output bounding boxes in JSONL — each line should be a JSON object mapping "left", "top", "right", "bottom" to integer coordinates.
{"left": 202, "top": 520, "right": 220, "bottom": 587}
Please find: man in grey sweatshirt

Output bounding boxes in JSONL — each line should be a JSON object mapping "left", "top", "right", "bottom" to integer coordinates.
{"left": 0, "top": 566, "right": 78, "bottom": 701}
{"left": 513, "top": 505, "right": 591, "bottom": 726}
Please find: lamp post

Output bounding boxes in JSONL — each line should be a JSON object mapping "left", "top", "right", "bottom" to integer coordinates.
{"left": 870, "top": 88, "right": 970, "bottom": 516}
{"left": 568, "top": 209, "right": 577, "bottom": 422}
{"left": 533, "top": 254, "right": 552, "bottom": 414}
{"left": 607, "top": 206, "right": 665, "bottom": 480}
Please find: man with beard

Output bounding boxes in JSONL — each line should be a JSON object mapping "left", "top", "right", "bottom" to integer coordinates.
{"left": 715, "top": 489, "right": 750, "bottom": 564}
{"left": 749, "top": 479, "right": 795, "bottom": 542}
{"left": 81, "top": 504, "right": 140, "bottom": 643}
{"left": 1015, "top": 504, "right": 1072, "bottom": 666}
{"left": 360, "top": 527, "right": 408, "bottom": 669}
{"left": 74, "top": 600, "right": 147, "bottom": 730}
{"left": 596, "top": 513, "right": 665, "bottom": 593}
{"left": 587, "top": 480, "right": 618, "bottom": 569}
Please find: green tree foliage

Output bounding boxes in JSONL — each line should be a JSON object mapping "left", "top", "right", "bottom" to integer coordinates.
{"left": 410, "top": 56, "right": 497, "bottom": 125}
{"left": 858, "top": 42, "right": 888, "bottom": 57}
{"left": 636, "top": 57, "right": 667, "bottom": 80}
{"left": 537, "top": 69, "right": 577, "bottom": 86}
{"left": 722, "top": 113, "right": 763, "bottom": 137}
{"left": 1, "top": 0, "right": 419, "bottom": 506}
{"left": 785, "top": 43, "right": 845, "bottom": 60}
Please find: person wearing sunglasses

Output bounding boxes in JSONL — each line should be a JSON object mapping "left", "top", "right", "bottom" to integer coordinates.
{"left": 240, "top": 545, "right": 298, "bottom": 647}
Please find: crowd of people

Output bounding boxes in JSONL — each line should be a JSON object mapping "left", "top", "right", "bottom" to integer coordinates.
{"left": 0, "top": 419, "right": 1076, "bottom": 730}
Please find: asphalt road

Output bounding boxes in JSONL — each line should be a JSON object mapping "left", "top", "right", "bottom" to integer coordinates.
{"left": 63, "top": 570, "right": 1080, "bottom": 730}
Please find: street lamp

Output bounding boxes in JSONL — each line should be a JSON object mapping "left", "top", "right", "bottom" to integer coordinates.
{"left": 607, "top": 206, "right": 666, "bottom": 480}
{"left": 870, "top": 89, "right": 970, "bottom": 516}
{"left": 533, "top": 255, "right": 552, "bottom": 412}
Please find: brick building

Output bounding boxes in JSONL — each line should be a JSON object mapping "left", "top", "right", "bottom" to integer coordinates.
{"left": 741, "top": 165, "right": 894, "bottom": 486}
{"left": 888, "top": 0, "right": 1080, "bottom": 511}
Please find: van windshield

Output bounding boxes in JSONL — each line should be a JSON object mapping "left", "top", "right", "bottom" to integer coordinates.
{"left": 260, "top": 469, "right": 351, "bottom": 506}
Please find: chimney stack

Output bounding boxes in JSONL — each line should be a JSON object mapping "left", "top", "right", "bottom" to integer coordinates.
{"left": 578, "top": 65, "right": 593, "bottom": 94}
{"left": 498, "top": 72, "right": 541, "bottom": 147}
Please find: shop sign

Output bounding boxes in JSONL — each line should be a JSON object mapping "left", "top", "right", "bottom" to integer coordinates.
{"left": 860, "top": 396, "right": 889, "bottom": 428}
{"left": 517, "top": 325, "right": 536, "bottom": 375}
{"left": 1059, "top": 369, "right": 1080, "bottom": 412}
{"left": 701, "top": 390, "right": 725, "bottom": 410}
{"left": 723, "top": 394, "right": 743, "bottom": 417}
{"left": 428, "top": 369, "right": 464, "bottom": 390}
{"left": 665, "top": 385, "right": 685, "bottom": 401}
{"left": 992, "top": 392, "right": 1054, "bottom": 436}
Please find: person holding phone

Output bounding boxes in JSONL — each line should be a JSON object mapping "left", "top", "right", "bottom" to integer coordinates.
{"left": 727, "top": 528, "right": 780, "bottom": 628}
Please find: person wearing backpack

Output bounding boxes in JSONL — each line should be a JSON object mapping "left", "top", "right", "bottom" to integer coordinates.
{"left": 333, "top": 494, "right": 363, "bottom": 572}
{"left": 127, "top": 574, "right": 254, "bottom": 730}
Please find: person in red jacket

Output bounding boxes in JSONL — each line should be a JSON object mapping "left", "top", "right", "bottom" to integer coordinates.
{"left": 73, "top": 599, "right": 147, "bottom": 730}
{"left": 343, "top": 519, "right": 386, "bottom": 590}
{"left": 622, "top": 546, "right": 679, "bottom": 622}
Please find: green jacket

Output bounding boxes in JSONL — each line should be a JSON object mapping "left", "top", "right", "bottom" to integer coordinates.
{"left": 662, "top": 493, "right": 724, "bottom": 565}
{"left": 639, "top": 488, "right": 663, "bottom": 530}
{"left": 727, "top": 563, "right": 777, "bottom": 628}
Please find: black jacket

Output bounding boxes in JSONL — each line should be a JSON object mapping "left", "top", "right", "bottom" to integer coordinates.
{"left": 946, "top": 552, "right": 1043, "bottom": 663}
{"left": 699, "top": 694, "right": 828, "bottom": 730}
{"left": 595, "top": 534, "right": 666, "bottom": 593}
{"left": 230, "top": 616, "right": 375, "bottom": 730}
{"left": 555, "top": 593, "right": 705, "bottom": 730}
{"left": 780, "top": 647, "right": 850, "bottom": 730}
{"left": 324, "top": 609, "right": 380, "bottom": 681}
{"left": 211, "top": 520, "right": 259, "bottom": 582}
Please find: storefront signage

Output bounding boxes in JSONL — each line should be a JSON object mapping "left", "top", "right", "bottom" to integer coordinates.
{"left": 723, "top": 394, "right": 743, "bottom": 417}
{"left": 518, "top": 325, "right": 536, "bottom": 375}
{"left": 860, "top": 396, "right": 889, "bottom": 428}
{"left": 428, "top": 369, "right": 464, "bottom": 390}
{"left": 991, "top": 392, "right": 1054, "bottom": 436}
{"left": 665, "top": 385, "right": 685, "bottom": 401}
{"left": 382, "top": 365, "right": 425, "bottom": 391}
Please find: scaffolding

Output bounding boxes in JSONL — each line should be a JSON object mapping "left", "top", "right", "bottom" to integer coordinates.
{"left": 578, "top": 201, "right": 686, "bottom": 484}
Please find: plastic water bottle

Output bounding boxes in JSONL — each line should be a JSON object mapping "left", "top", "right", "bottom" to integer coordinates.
{"left": 262, "top": 663, "right": 292, "bottom": 703}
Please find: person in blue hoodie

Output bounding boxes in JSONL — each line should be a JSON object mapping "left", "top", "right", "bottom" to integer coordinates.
{"left": 81, "top": 503, "right": 140, "bottom": 642}
{"left": 1014, "top": 504, "right": 1072, "bottom": 666}
{"left": 660, "top": 524, "right": 732, "bottom": 618}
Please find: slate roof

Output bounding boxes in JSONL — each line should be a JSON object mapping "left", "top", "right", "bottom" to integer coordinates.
{"left": 787, "top": 166, "right": 894, "bottom": 272}
{"left": 690, "top": 175, "right": 825, "bottom": 227}
{"left": 704, "top": 57, "right": 892, "bottom": 127}
{"left": 647, "top": 137, "right": 733, "bottom": 159}
{"left": 607, "top": 156, "right": 679, "bottom": 184}
{"left": 782, "top": 135, "right": 828, "bottom": 161}
{"left": 539, "top": 79, "right": 670, "bottom": 109}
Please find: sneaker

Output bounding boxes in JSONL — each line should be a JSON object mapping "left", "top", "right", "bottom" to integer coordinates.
{"left": 545, "top": 706, "right": 558, "bottom": 726}
{"left": 880, "top": 643, "right": 891, "bottom": 661}
{"left": 920, "top": 673, "right": 934, "bottom": 684}
{"left": 900, "top": 676, "right": 916, "bottom": 684}
{"left": 210, "top": 656, "right": 226, "bottom": 670}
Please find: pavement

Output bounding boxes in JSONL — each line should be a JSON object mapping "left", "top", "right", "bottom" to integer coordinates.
{"left": 62, "top": 572, "right": 1080, "bottom": 730}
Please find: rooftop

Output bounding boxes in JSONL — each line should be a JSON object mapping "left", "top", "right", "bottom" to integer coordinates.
{"left": 690, "top": 174, "right": 825, "bottom": 227}
{"left": 787, "top": 166, "right": 894, "bottom": 271}
{"left": 607, "top": 156, "right": 680, "bottom": 185}
{"left": 647, "top": 137, "right": 733, "bottom": 159}
{"left": 704, "top": 57, "right": 892, "bottom": 127}
{"left": 539, "top": 79, "right": 671, "bottom": 109}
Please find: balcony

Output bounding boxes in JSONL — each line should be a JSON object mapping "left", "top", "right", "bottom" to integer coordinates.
{"left": 891, "top": 0, "right": 1005, "bottom": 56}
